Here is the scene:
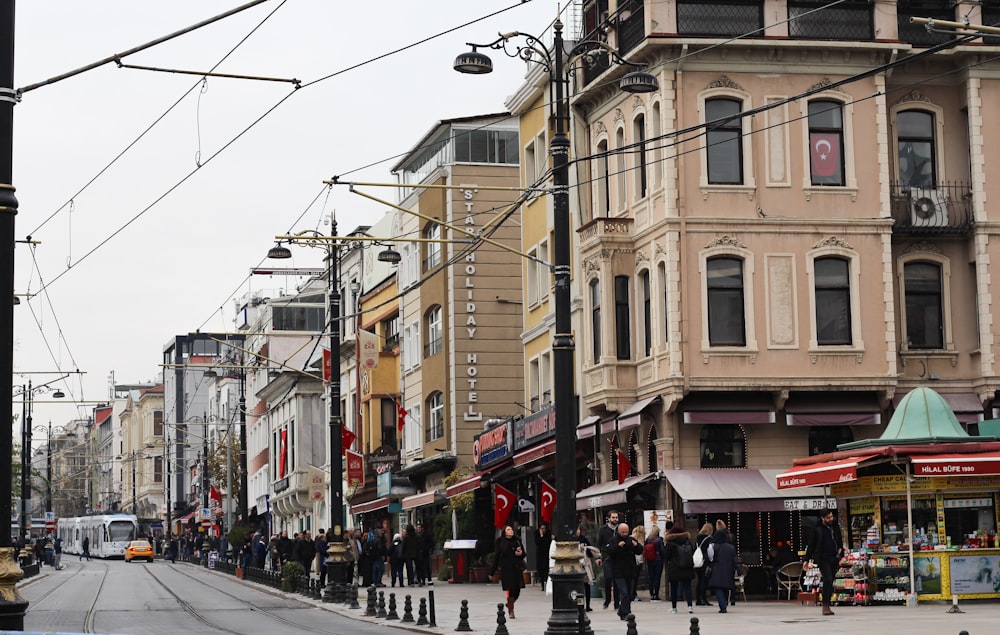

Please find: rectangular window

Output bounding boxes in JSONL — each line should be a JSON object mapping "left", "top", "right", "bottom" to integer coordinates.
{"left": 595, "top": 140, "right": 610, "bottom": 218}
{"left": 382, "top": 316, "right": 399, "bottom": 350}
{"left": 154, "top": 456, "right": 163, "bottom": 484}
{"left": 706, "top": 98, "right": 744, "bottom": 184}
{"left": 614, "top": 275, "right": 631, "bottom": 360}
{"left": 590, "top": 281, "right": 602, "bottom": 361}
{"left": 454, "top": 129, "right": 519, "bottom": 164}
{"left": 904, "top": 261, "right": 943, "bottom": 349}
{"left": 153, "top": 410, "right": 163, "bottom": 436}
{"left": 528, "top": 358, "right": 540, "bottom": 411}
{"left": 537, "top": 239, "right": 549, "bottom": 300}
{"left": 814, "top": 257, "right": 852, "bottom": 344}
{"left": 425, "top": 307, "right": 442, "bottom": 357}
{"left": 707, "top": 257, "right": 747, "bottom": 346}
{"left": 526, "top": 248, "right": 539, "bottom": 305}
{"left": 424, "top": 224, "right": 441, "bottom": 271}
{"left": 427, "top": 393, "right": 444, "bottom": 442}
{"left": 634, "top": 115, "right": 647, "bottom": 199}
{"left": 641, "top": 272, "right": 652, "bottom": 357}
{"left": 677, "top": 0, "right": 764, "bottom": 37}
{"left": 381, "top": 398, "right": 397, "bottom": 449}
{"left": 540, "top": 352, "right": 551, "bottom": 407}
{"left": 808, "top": 101, "right": 845, "bottom": 186}
{"left": 272, "top": 306, "right": 325, "bottom": 332}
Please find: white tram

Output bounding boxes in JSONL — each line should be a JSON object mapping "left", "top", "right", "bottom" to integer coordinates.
{"left": 57, "top": 514, "right": 139, "bottom": 559}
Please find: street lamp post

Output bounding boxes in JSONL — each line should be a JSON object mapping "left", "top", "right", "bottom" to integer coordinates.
{"left": 455, "top": 19, "right": 657, "bottom": 635}
{"left": 268, "top": 225, "right": 346, "bottom": 604}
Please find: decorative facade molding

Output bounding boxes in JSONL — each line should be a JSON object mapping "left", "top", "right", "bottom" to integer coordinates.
{"left": 614, "top": 108, "right": 625, "bottom": 125}
{"left": 705, "top": 235, "right": 747, "bottom": 250}
{"left": 895, "top": 90, "right": 935, "bottom": 105}
{"left": 632, "top": 95, "right": 643, "bottom": 110}
{"left": 584, "top": 258, "right": 601, "bottom": 275}
{"left": 808, "top": 78, "right": 845, "bottom": 94}
{"left": 636, "top": 249, "right": 649, "bottom": 265}
{"left": 707, "top": 75, "right": 743, "bottom": 91}
{"left": 813, "top": 236, "right": 854, "bottom": 250}
{"left": 594, "top": 121, "right": 607, "bottom": 136}
{"left": 903, "top": 240, "right": 943, "bottom": 255}
{"left": 654, "top": 242, "right": 667, "bottom": 258}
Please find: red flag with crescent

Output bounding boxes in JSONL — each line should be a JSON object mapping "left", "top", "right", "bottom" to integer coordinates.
{"left": 279, "top": 430, "right": 287, "bottom": 478}
{"left": 494, "top": 484, "right": 516, "bottom": 529}
{"left": 810, "top": 132, "right": 840, "bottom": 178}
{"left": 342, "top": 427, "right": 356, "bottom": 454}
{"left": 617, "top": 449, "right": 632, "bottom": 485}
{"left": 540, "top": 480, "right": 557, "bottom": 524}
{"left": 397, "top": 401, "right": 408, "bottom": 432}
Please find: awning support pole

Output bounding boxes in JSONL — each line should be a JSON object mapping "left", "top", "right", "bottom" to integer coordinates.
{"left": 905, "top": 462, "right": 917, "bottom": 607}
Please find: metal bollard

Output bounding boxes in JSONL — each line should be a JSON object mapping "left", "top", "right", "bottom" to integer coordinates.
{"left": 626, "top": 613, "right": 638, "bottom": 635}
{"left": 494, "top": 602, "right": 509, "bottom": 635}
{"left": 429, "top": 589, "right": 437, "bottom": 627}
{"left": 387, "top": 592, "right": 399, "bottom": 620}
{"left": 348, "top": 583, "right": 361, "bottom": 609}
{"left": 689, "top": 616, "right": 700, "bottom": 635}
{"left": 576, "top": 594, "right": 588, "bottom": 635}
{"left": 365, "top": 586, "right": 377, "bottom": 616}
{"left": 401, "top": 594, "right": 414, "bottom": 623}
{"left": 455, "top": 599, "right": 472, "bottom": 632}
{"left": 417, "top": 597, "right": 429, "bottom": 625}
{"left": 377, "top": 590, "right": 388, "bottom": 618}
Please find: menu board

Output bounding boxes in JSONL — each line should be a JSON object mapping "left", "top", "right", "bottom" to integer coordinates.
{"left": 950, "top": 554, "right": 1000, "bottom": 594}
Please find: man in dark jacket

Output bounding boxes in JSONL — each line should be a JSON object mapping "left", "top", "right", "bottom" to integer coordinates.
{"left": 596, "top": 510, "right": 620, "bottom": 609}
{"left": 298, "top": 530, "right": 316, "bottom": 574}
{"left": 277, "top": 530, "right": 293, "bottom": 566}
{"left": 804, "top": 509, "right": 844, "bottom": 616}
{"left": 608, "top": 522, "right": 642, "bottom": 621}
{"left": 534, "top": 523, "right": 553, "bottom": 590}
{"left": 416, "top": 523, "right": 434, "bottom": 585}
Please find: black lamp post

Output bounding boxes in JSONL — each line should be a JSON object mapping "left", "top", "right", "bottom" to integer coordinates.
{"left": 268, "top": 226, "right": 346, "bottom": 603}
{"left": 455, "top": 19, "right": 656, "bottom": 635}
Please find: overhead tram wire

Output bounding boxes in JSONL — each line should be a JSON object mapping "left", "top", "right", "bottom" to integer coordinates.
{"left": 25, "top": 2, "right": 535, "bottom": 296}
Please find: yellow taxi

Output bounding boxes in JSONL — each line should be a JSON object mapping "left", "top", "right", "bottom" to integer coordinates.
{"left": 125, "top": 540, "right": 154, "bottom": 563}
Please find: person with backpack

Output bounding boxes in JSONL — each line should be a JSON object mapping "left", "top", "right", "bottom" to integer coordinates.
{"left": 389, "top": 532, "right": 405, "bottom": 587}
{"left": 663, "top": 524, "right": 696, "bottom": 613}
{"left": 694, "top": 523, "right": 714, "bottom": 606}
{"left": 643, "top": 525, "right": 665, "bottom": 601}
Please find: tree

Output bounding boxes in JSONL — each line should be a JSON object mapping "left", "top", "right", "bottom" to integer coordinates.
{"left": 207, "top": 434, "right": 241, "bottom": 500}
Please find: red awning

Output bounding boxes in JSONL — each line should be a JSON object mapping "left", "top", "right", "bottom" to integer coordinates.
{"left": 911, "top": 451, "right": 1000, "bottom": 477}
{"left": 351, "top": 497, "right": 390, "bottom": 514}
{"left": 401, "top": 490, "right": 443, "bottom": 510}
{"left": 513, "top": 439, "right": 556, "bottom": 467}
{"left": 776, "top": 455, "right": 878, "bottom": 489}
{"left": 445, "top": 461, "right": 511, "bottom": 498}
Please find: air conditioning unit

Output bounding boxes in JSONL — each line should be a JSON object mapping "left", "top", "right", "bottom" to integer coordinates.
{"left": 909, "top": 188, "right": 950, "bottom": 228}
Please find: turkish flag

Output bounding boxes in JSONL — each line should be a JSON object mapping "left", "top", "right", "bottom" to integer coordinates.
{"left": 810, "top": 132, "right": 841, "bottom": 178}
{"left": 494, "top": 484, "right": 517, "bottom": 529}
{"left": 279, "top": 430, "right": 287, "bottom": 479}
{"left": 617, "top": 449, "right": 632, "bottom": 485}
{"left": 397, "top": 402, "right": 408, "bottom": 432}
{"left": 322, "top": 348, "right": 332, "bottom": 382}
{"left": 539, "top": 480, "right": 556, "bottom": 524}
{"left": 209, "top": 485, "right": 223, "bottom": 503}
{"left": 342, "top": 427, "right": 356, "bottom": 454}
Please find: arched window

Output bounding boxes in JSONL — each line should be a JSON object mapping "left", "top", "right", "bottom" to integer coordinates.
{"left": 897, "top": 110, "right": 936, "bottom": 189}
{"left": 706, "top": 98, "right": 743, "bottom": 184}
{"left": 699, "top": 425, "right": 746, "bottom": 468}
{"left": 646, "top": 425, "right": 658, "bottom": 473}
{"left": 706, "top": 257, "right": 746, "bottom": 346}
{"left": 904, "top": 261, "right": 943, "bottom": 349}
{"left": 627, "top": 430, "right": 638, "bottom": 478}
{"left": 814, "top": 257, "right": 852, "bottom": 345}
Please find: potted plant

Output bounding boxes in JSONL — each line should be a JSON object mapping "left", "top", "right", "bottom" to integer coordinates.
{"left": 281, "top": 560, "right": 305, "bottom": 592}
{"left": 438, "top": 562, "right": 452, "bottom": 583}
{"left": 470, "top": 556, "right": 490, "bottom": 583}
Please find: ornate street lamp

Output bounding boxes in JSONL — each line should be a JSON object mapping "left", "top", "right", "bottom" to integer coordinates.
{"left": 455, "top": 18, "right": 657, "bottom": 635}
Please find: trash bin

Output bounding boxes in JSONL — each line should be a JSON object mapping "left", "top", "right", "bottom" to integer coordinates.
{"left": 208, "top": 551, "right": 219, "bottom": 569}
{"left": 43, "top": 545, "right": 55, "bottom": 566}
{"left": 443, "top": 539, "right": 477, "bottom": 584}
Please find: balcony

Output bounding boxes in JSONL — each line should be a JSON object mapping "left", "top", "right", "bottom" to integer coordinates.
{"left": 788, "top": 0, "right": 874, "bottom": 41}
{"left": 677, "top": 0, "right": 764, "bottom": 38}
{"left": 616, "top": 0, "right": 646, "bottom": 54}
{"left": 890, "top": 182, "right": 973, "bottom": 236}
{"left": 578, "top": 216, "right": 634, "bottom": 251}
{"left": 897, "top": 0, "right": 956, "bottom": 46}
{"left": 383, "top": 333, "right": 399, "bottom": 351}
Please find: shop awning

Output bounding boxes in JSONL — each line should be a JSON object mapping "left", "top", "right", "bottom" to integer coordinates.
{"left": 577, "top": 415, "right": 600, "bottom": 440}
{"left": 617, "top": 396, "right": 661, "bottom": 431}
{"left": 401, "top": 489, "right": 445, "bottom": 510}
{"left": 911, "top": 451, "right": 1000, "bottom": 477}
{"left": 663, "top": 469, "right": 829, "bottom": 512}
{"left": 784, "top": 392, "right": 882, "bottom": 426}
{"left": 351, "top": 497, "right": 390, "bottom": 514}
{"left": 576, "top": 472, "right": 661, "bottom": 511}
{"left": 681, "top": 392, "right": 775, "bottom": 424}
{"left": 775, "top": 455, "right": 880, "bottom": 489}
{"left": 445, "top": 461, "right": 511, "bottom": 498}
{"left": 513, "top": 439, "right": 556, "bottom": 467}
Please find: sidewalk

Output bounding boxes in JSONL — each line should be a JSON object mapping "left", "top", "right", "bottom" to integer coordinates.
{"left": 277, "top": 576, "right": 1000, "bottom": 635}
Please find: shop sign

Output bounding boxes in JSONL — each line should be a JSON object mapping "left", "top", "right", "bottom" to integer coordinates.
{"left": 783, "top": 498, "right": 836, "bottom": 510}
{"left": 473, "top": 420, "right": 511, "bottom": 469}
{"left": 833, "top": 473, "right": 1000, "bottom": 497}
{"left": 377, "top": 472, "right": 392, "bottom": 497}
{"left": 347, "top": 450, "right": 364, "bottom": 489}
{"left": 513, "top": 406, "right": 555, "bottom": 450}
{"left": 274, "top": 477, "right": 289, "bottom": 493}
{"left": 367, "top": 445, "right": 400, "bottom": 475}
{"left": 943, "top": 497, "right": 993, "bottom": 508}
{"left": 849, "top": 498, "right": 876, "bottom": 514}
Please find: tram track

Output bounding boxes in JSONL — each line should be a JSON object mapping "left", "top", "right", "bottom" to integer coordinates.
{"left": 144, "top": 563, "right": 334, "bottom": 635}
{"left": 23, "top": 560, "right": 112, "bottom": 634}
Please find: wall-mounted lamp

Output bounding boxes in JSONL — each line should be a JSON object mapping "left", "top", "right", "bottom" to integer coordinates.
{"left": 377, "top": 245, "right": 401, "bottom": 264}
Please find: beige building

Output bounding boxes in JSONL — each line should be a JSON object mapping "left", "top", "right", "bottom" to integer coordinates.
{"left": 119, "top": 386, "right": 164, "bottom": 521}
{"left": 496, "top": 0, "right": 1000, "bottom": 583}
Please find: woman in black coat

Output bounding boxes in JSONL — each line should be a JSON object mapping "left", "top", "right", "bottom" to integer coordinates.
{"left": 663, "top": 526, "right": 696, "bottom": 613}
{"left": 490, "top": 525, "right": 526, "bottom": 619}
{"left": 402, "top": 524, "right": 420, "bottom": 585}
{"left": 706, "top": 530, "right": 739, "bottom": 613}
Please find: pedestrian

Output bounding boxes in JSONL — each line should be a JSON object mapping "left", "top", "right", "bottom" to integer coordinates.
{"left": 253, "top": 533, "right": 267, "bottom": 569}
{"left": 706, "top": 529, "right": 738, "bottom": 613}
{"left": 577, "top": 526, "right": 601, "bottom": 612}
{"left": 315, "top": 530, "right": 329, "bottom": 587}
{"left": 402, "top": 524, "right": 420, "bottom": 586}
{"left": 416, "top": 522, "right": 434, "bottom": 585}
{"left": 53, "top": 535, "right": 63, "bottom": 570}
{"left": 389, "top": 533, "right": 405, "bottom": 587}
{"left": 643, "top": 525, "right": 664, "bottom": 601}
{"left": 299, "top": 530, "right": 315, "bottom": 574}
{"left": 804, "top": 508, "right": 844, "bottom": 616}
{"left": 534, "top": 522, "right": 553, "bottom": 590}
{"left": 345, "top": 528, "right": 360, "bottom": 585}
{"left": 663, "top": 524, "right": 696, "bottom": 614}
{"left": 630, "top": 525, "right": 646, "bottom": 601}
{"left": 596, "top": 509, "right": 621, "bottom": 610}
{"left": 168, "top": 535, "right": 178, "bottom": 564}
{"left": 608, "top": 522, "right": 642, "bottom": 621}
{"left": 277, "top": 530, "right": 292, "bottom": 567}
{"left": 370, "top": 529, "right": 387, "bottom": 586}
{"left": 81, "top": 535, "right": 91, "bottom": 561}
{"left": 694, "top": 522, "right": 714, "bottom": 606}
{"left": 490, "top": 525, "right": 526, "bottom": 619}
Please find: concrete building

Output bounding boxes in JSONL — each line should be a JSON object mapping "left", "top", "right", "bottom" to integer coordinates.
{"left": 119, "top": 387, "right": 164, "bottom": 522}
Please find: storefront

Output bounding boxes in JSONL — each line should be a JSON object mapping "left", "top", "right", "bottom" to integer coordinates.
{"left": 778, "top": 387, "right": 1000, "bottom": 602}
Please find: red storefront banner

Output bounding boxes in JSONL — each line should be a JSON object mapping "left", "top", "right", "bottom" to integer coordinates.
{"left": 776, "top": 455, "right": 876, "bottom": 489}
{"left": 911, "top": 452, "right": 1000, "bottom": 477}
{"left": 346, "top": 449, "right": 364, "bottom": 488}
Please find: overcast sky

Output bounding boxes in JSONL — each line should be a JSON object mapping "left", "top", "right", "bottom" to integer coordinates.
{"left": 12, "top": 0, "right": 558, "bottom": 435}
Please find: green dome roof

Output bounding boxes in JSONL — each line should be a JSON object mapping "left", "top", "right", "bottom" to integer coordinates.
{"left": 880, "top": 387, "right": 970, "bottom": 442}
